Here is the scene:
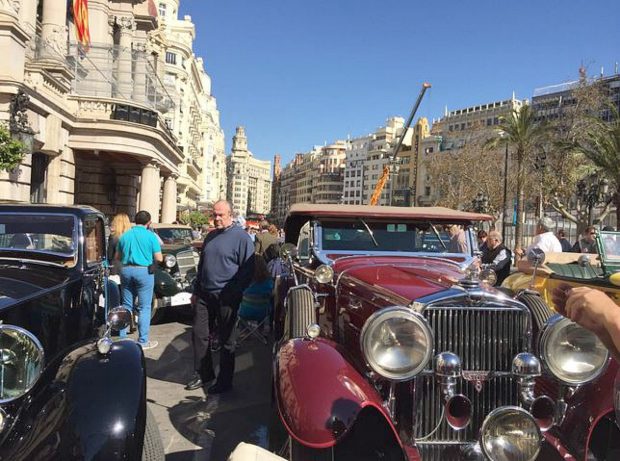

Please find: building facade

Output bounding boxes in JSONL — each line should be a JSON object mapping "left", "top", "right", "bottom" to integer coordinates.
{"left": 342, "top": 117, "right": 411, "bottom": 206}
{"left": 0, "top": 0, "right": 223, "bottom": 222}
{"left": 226, "top": 127, "right": 271, "bottom": 216}
{"left": 272, "top": 142, "right": 347, "bottom": 225}
{"left": 415, "top": 96, "right": 523, "bottom": 205}
{"left": 158, "top": 0, "right": 226, "bottom": 209}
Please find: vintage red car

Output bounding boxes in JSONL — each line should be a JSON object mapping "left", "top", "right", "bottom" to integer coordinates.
{"left": 269, "top": 204, "right": 618, "bottom": 461}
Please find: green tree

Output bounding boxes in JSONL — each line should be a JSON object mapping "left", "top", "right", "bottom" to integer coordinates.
{"left": 544, "top": 76, "right": 615, "bottom": 230}
{"left": 179, "top": 210, "right": 210, "bottom": 229}
{"left": 0, "top": 125, "right": 26, "bottom": 172}
{"left": 485, "top": 104, "right": 548, "bottom": 251}
{"left": 571, "top": 110, "right": 620, "bottom": 229}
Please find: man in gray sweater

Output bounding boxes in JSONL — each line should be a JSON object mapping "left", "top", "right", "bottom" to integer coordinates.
{"left": 186, "top": 200, "right": 255, "bottom": 393}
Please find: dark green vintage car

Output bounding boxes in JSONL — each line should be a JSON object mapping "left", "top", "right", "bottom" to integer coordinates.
{"left": 151, "top": 224, "right": 199, "bottom": 314}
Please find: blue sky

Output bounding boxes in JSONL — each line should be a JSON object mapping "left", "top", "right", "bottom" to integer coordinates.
{"left": 181, "top": 0, "right": 619, "bottom": 165}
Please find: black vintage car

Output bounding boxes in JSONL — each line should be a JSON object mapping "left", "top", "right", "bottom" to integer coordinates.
{"left": 0, "top": 203, "right": 163, "bottom": 460}
{"left": 151, "top": 224, "right": 198, "bottom": 315}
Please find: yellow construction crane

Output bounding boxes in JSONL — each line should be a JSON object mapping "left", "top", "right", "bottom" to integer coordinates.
{"left": 369, "top": 82, "right": 431, "bottom": 206}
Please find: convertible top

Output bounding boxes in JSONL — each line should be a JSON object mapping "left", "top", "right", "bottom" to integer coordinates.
{"left": 284, "top": 204, "right": 491, "bottom": 244}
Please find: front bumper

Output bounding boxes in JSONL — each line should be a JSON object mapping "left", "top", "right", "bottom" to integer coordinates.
{"left": 155, "top": 290, "right": 192, "bottom": 308}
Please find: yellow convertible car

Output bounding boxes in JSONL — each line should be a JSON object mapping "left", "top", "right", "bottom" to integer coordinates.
{"left": 502, "top": 229, "right": 620, "bottom": 310}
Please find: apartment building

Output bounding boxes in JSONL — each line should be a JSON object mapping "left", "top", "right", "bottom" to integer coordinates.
{"left": 226, "top": 127, "right": 272, "bottom": 216}
{"left": 415, "top": 96, "right": 523, "bottom": 205}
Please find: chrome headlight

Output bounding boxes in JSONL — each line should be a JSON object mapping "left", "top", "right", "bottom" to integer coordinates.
{"left": 360, "top": 306, "right": 433, "bottom": 381}
{"left": 0, "top": 325, "right": 44, "bottom": 403}
{"left": 481, "top": 406, "right": 542, "bottom": 461}
{"left": 479, "top": 268, "right": 497, "bottom": 286}
{"left": 540, "top": 315, "right": 609, "bottom": 385}
{"left": 164, "top": 254, "right": 176, "bottom": 268}
{"left": 314, "top": 264, "right": 334, "bottom": 284}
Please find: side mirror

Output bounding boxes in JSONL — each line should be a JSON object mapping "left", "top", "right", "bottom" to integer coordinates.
{"left": 527, "top": 248, "right": 546, "bottom": 266}
{"left": 107, "top": 306, "right": 132, "bottom": 331}
{"left": 280, "top": 243, "right": 298, "bottom": 259}
{"left": 577, "top": 254, "right": 591, "bottom": 267}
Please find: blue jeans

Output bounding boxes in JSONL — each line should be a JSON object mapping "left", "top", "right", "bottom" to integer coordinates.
{"left": 120, "top": 266, "right": 154, "bottom": 344}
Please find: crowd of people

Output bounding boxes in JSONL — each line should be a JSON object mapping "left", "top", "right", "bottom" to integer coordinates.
{"left": 106, "top": 201, "right": 284, "bottom": 395}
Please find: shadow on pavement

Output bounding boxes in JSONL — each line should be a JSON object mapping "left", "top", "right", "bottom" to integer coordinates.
{"left": 145, "top": 315, "right": 274, "bottom": 460}
{"left": 145, "top": 323, "right": 195, "bottom": 385}
{"left": 166, "top": 338, "right": 273, "bottom": 460}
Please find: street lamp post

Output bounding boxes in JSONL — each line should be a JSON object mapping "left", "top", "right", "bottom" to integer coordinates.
{"left": 9, "top": 89, "right": 35, "bottom": 152}
{"left": 576, "top": 174, "right": 610, "bottom": 226}
{"left": 472, "top": 192, "right": 490, "bottom": 214}
{"left": 534, "top": 149, "right": 547, "bottom": 218}
{"left": 502, "top": 143, "right": 509, "bottom": 242}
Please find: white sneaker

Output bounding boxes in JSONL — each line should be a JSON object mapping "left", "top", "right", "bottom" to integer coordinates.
{"left": 139, "top": 340, "right": 158, "bottom": 350}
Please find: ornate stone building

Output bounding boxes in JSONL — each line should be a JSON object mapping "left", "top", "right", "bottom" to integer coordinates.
{"left": 0, "top": 0, "right": 224, "bottom": 221}
{"left": 226, "top": 127, "right": 271, "bottom": 216}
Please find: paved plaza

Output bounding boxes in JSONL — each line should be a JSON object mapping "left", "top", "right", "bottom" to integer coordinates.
{"left": 140, "top": 317, "right": 273, "bottom": 460}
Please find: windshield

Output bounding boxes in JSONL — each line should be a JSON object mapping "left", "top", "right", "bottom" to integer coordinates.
{"left": 155, "top": 227, "right": 193, "bottom": 243}
{"left": 0, "top": 214, "right": 76, "bottom": 256}
{"left": 599, "top": 231, "right": 620, "bottom": 264}
{"left": 319, "top": 220, "right": 470, "bottom": 254}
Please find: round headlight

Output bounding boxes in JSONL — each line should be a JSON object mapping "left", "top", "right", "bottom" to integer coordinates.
{"left": 164, "top": 254, "right": 176, "bottom": 268}
{"left": 360, "top": 306, "right": 433, "bottom": 381}
{"left": 0, "top": 325, "right": 44, "bottom": 403}
{"left": 314, "top": 264, "right": 334, "bottom": 284}
{"left": 540, "top": 315, "right": 609, "bottom": 385}
{"left": 480, "top": 268, "right": 497, "bottom": 286}
{"left": 481, "top": 406, "right": 542, "bottom": 461}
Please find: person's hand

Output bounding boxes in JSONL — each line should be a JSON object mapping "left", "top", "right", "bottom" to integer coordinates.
{"left": 551, "top": 283, "right": 572, "bottom": 314}
{"left": 514, "top": 247, "right": 524, "bottom": 259}
{"left": 190, "top": 294, "right": 197, "bottom": 306}
{"left": 553, "top": 285, "right": 615, "bottom": 336}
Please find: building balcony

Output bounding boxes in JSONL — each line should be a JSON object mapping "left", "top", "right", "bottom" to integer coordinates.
{"left": 30, "top": 41, "right": 176, "bottom": 115}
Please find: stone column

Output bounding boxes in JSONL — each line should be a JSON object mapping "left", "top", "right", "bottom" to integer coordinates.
{"left": 116, "top": 16, "right": 135, "bottom": 99}
{"left": 40, "top": 0, "right": 68, "bottom": 59}
{"left": 132, "top": 42, "right": 147, "bottom": 106}
{"left": 139, "top": 161, "right": 161, "bottom": 223}
{"left": 0, "top": 1, "right": 27, "bottom": 80}
{"left": 18, "top": 0, "right": 37, "bottom": 39}
{"left": 161, "top": 175, "right": 178, "bottom": 223}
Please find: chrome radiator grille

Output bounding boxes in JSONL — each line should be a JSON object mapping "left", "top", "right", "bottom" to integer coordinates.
{"left": 414, "top": 306, "right": 529, "bottom": 460}
{"left": 176, "top": 250, "right": 196, "bottom": 277}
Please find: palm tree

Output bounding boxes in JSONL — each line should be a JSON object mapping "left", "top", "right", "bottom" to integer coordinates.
{"left": 572, "top": 110, "right": 620, "bottom": 229}
{"left": 485, "top": 104, "right": 548, "bottom": 251}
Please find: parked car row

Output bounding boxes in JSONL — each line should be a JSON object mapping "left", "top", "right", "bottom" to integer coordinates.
{"left": 0, "top": 203, "right": 164, "bottom": 460}
{"left": 2, "top": 201, "right": 618, "bottom": 461}
{"left": 270, "top": 203, "right": 619, "bottom": 461}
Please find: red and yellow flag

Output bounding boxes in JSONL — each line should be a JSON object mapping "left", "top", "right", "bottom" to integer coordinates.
{"left": 73, "top": 0, "right": 91, "bottom": 50}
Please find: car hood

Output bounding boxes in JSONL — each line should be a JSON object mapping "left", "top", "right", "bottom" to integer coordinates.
{"left": 333, "top": 255, "right": 466, "bottom": 301}
{"left": 0, "top": 264, "right": 70, "bottom": 309}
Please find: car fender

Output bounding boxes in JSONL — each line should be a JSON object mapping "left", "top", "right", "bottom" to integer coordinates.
{"left": 154, "top": 268, "right": 180, "bottom": 297}
{"left": 274, "top": 337, "right": 401, "bottom": 449}
{"left": 0, "top": 339, "right": 147, "bottom": 460}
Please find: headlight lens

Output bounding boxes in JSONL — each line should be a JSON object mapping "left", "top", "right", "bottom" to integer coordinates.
{"left": 360, "top": 306, "right": 433, "bottom": 381}
{"left": 480, "top": 268, "right": 497, "bottom": 286}
{"left": 540, "top": 315, "right": 609, "bottom": 385}
{"left": 164, "top": 254, "right": 176, "bottom": 268}
{"left": 0, "top": 325, "right": 44, "bottom": 403}
{"left": 314, "top": 264, "right": 334, "bottom": 284}
{"left": 481, "top": 406, "right": 541, "bottom": 461}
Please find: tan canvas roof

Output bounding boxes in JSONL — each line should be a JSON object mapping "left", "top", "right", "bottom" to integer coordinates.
{"left": 286, "top": 204, "right": 492, "bottom": 222}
